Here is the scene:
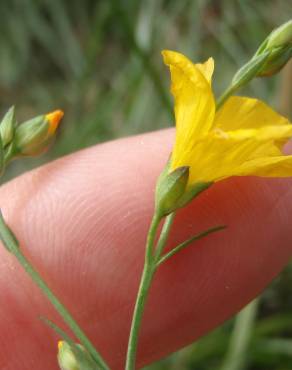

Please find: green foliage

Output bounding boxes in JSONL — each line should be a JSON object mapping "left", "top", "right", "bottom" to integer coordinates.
{"left": 0, "top": 1, "right": 291, "bottom": 369}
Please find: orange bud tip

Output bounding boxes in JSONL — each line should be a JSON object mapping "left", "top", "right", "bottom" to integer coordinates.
{"left": 45, "top": 109, "right": 64, "bottom": 135}
{"left": 58, "top": 341, "right": 64, "bottom": 350}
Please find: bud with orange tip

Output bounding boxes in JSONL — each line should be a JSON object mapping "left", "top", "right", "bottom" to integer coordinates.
{"left": 13, "top": 109, "right": 63, "bottom": 157}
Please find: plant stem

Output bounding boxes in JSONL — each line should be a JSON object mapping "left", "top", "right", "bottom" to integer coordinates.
{"left": 125, "top": 262, "right": 155, "bottom": 370}
{"left": 126, "top": 212, "right": 179, "bottom": 370}
{"left": 154, "top": 212, "right": 175, "bottom": 261}
{"left": 216, "top": 84, "right": 236, "bottom": 110}
{"left": 0, "top": 213, "right": 109, "bottom": 370}
{"left": 125, "top": 213, "right": 162, "bottom": 370}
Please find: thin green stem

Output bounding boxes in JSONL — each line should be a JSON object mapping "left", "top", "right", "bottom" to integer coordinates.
{"left": 154, "top": 212, "right": 175, "bottom": 262}
{"left": 216, "top": 84, "right": 237, "bottom": 111}
{"left": 125, "top": 213, "right": 162, "bottom": 370}
{"left": 145, "top": 213, "right": 161, "bottom": 262}
{"left": 0, "top": 213, "right": 109, "bottom": 370}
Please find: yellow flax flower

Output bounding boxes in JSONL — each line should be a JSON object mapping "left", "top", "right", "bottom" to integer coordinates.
{"left": 162, "top": 50, "right": 292, "bottom": 187}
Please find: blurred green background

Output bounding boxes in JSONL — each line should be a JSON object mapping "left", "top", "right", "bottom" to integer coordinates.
{"left": 0, "top": 0, "right": 292, "bottom": 369}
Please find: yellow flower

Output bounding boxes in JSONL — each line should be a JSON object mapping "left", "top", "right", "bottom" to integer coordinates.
{"left": 162, "top": 50, "right": 292, "bottom": 188}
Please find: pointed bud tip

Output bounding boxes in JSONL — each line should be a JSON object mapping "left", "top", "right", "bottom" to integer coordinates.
{"left": 45, "top": 110, "right": 64, "bottom": 134}
{"left": 266, "top": 19, "right": 292, "bottom": 49}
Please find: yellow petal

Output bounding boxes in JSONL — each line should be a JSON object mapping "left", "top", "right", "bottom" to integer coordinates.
{"left": 195, "top": 57, "right": 214, "bottom": 85}
{"left": 185, "top": 135, "right": 259, "bottom": 183}
{"left": 184, "top": 128, "right": 292, "bottom": 184}
{"left": 45, "top": 109, "right": 64, "bottom": 135}
{"left": 225, "top": 125, "right": 292, "bottom": 146}
{"left": 235, "top": 155, "right": 292, "bottom": 178}
{"left": 214, "top": 97, "right": 292, "bottom": 151}
{"left": 214, "top": 96, "right": 290, "bottom": 131}
{"left": 162, "top": 50, "right": 216, "bottom": 170}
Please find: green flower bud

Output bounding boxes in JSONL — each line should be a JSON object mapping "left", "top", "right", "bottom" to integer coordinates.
{"left": 57, "top": 341, "right": 97, "bottom": 370}
{"left": 0, "top": 106, "right": 16, "bottom": 147}
{"left": 155, "top": 165, "right": 189, "bottom": 216}
{"left": 257, "top": 45, "right": 292, "bottom": 77}
{"left": 266, "top": 19, "right": 292, "bottom": 49}
{"left": 228, "top": 20, "right": 292, "bottom": 94}
{"left": 255, "top": 19, "right": 292, "bottom": 77}
{"left": 14, "top": 110, "right": 63, "bottom": 157}
{"left": 58, "top": 341, "right": 80, "bottom": 370}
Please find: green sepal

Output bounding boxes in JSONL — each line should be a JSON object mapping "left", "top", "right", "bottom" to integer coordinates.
{"left": 257, "top": 45, "right": 292, "bottom": 77}
{"left": 14, "top": 115, "right": 49, "bottom": 156}
{"left": 175, "top": 181, "right": 213, "bottom": 209}
{"left": 231, "top": 52, "right": 270, "bottom": 89}
{"left": 155, "top": 159, "right": 171, "bottom": 191}
{"left": 3, "top": 141, "right": 16, "bottom": 166}
{"left": 155, "top": 165, "right": 189, "bottom": 217}
{"left": 0, "top": 131, "right": 4, "bottom": 177}
{"left": 0, "top": 106, "right": 16, "bottom": 147}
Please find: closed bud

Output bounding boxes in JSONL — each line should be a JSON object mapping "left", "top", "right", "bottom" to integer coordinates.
{"left": 0, "top": 106, "right": 16, "bottom": 147}
{"left": 155, "top": 165, "right": 189, "bottom": 217}
{"left": 229, "top": 20, "right": 292, "bottom": 92}
{"left": 58, "top": 341, "right": 80, "bottom": 370}
{"left": 266, "top": 19, "right": 292, "bottom": 49}
{"left": 257, "top": 44, "right": 292, "bottom": 77}
{"left": 57, "top": 341, "right": 96, "bottom": 370}
{"left": 14, "top": 109, "right": 63, "bottom": 156}
{"left": 255, "top": 20, "right": 292, "bottom": 77}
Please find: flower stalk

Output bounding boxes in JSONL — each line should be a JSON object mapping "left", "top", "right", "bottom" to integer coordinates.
{"left": 125, "top": 213, "right": 161, "bottom": 370}
{"left": 126, "top": 210, "right": 179, "bottom": 370}
{"left": 0, "top": 212, "right": 109, "bottom": 370}
{"left": 0, "top": 108, "right": 109, "bottom": 370}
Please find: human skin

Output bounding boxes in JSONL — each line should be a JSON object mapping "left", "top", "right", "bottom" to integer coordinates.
{"left": 0, "top": 128, "right": 292, "bottom": 370}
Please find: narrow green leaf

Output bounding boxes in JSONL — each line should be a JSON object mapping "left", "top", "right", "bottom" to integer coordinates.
{"left": 0, "top": 210, "right": 19, "bottom": 253}
{"left": 157, "top": 225, "right": 226, "bottom": 266}
{"left": 40, "top": 316, "right": 74, "bottom": 345}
